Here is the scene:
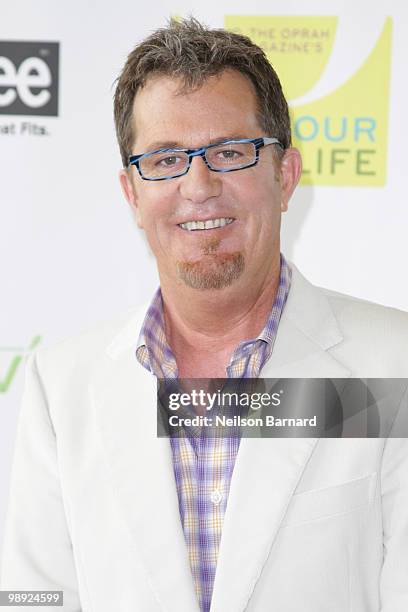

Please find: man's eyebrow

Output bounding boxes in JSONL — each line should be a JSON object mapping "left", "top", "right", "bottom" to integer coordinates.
{"left": 142, "top": 140, "right": 181, "bottom": 151}
{"left": 142, "top": 135, "right": 248, "bottom": 152}
{"left": 209, "top": 135, "right": 247, "bottom": 145}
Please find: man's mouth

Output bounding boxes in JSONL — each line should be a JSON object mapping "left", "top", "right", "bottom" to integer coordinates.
{"left": 178, "top": 217, "right": 235, "bottom": 231}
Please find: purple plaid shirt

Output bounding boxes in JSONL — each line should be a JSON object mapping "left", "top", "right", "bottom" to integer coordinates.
{"left": 136, "top": 255, "right": 291, "bottom": 612}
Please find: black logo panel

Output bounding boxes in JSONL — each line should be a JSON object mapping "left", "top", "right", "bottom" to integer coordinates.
{"left": 0, "top": 41, "right": 59, "bottom": 116}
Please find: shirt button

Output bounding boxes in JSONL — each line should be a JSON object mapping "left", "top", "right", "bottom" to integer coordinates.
{"left": 210, "top": 489, "right": 223, "bottom": 505}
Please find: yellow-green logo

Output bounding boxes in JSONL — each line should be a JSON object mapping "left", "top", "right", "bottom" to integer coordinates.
{"left": 0, "top": 335, "right": 41, "bottom": 394}
{"left": 225, "top": 16, "right": 392, "bottom": 186}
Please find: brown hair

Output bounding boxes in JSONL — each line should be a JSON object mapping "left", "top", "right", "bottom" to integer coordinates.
{"left": 114, "top": 17, "right": 291, "bottom": 167}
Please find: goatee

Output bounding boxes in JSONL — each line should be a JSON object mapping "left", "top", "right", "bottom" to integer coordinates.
{"left": 177, "top": 252, "right": 245, "bottom": 290}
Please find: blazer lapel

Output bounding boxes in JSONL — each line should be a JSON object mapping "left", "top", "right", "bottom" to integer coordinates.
{"left": 210, "top": 266, "right": 351, "bottom": 611}
{"left": 209, "top": 436, "right": 317, "bottom": 612}
{"left": 262, "top": 265, "right": 352, "bottom": 379}
{"left": 91, "top": 311, "right": 200, "bottom": 612}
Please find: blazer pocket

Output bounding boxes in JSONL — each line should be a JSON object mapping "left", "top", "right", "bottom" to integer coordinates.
{"left": 281, "top": 473, "right": 377, "bottom": 527}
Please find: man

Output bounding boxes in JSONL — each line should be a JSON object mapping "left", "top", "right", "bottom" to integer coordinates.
{"left": 1, "top": 18, "right": 408, "bottom": 612}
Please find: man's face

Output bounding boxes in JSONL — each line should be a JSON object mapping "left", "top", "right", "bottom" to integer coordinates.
{"left": 120, "top": 69, "right": 301, "bottom": 291}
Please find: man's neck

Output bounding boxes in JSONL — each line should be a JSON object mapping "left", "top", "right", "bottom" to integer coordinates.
{"left": 160, "top": 256, "right": 282, "bottom": 377}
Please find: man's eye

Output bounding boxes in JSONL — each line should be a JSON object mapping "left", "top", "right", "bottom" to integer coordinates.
{"left": 156, "top": 155, "right": 180, "bottom": 167}
{"left": 217, "top": 149, "right": 242, "bottom": 160}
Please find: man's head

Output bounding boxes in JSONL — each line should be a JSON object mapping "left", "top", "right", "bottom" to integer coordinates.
{"left": 116, "top": 18, "right": 301, "bottom": 292}
{"left": 114, "top": 18, "right": 292, "bottom": 168}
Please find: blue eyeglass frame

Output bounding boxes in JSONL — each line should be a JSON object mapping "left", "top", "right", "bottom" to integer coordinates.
{"left": 127, "top": 137, "right": 284, "bottom": 181}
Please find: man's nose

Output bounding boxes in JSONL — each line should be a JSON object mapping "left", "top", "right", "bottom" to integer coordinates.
{"left": 178, "top": 155, "right": 222, "bottom": 204}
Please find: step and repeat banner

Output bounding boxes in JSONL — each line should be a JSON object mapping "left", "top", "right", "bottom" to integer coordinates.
{"left": 1, "top": 0, "right": 407, "bottom": 553}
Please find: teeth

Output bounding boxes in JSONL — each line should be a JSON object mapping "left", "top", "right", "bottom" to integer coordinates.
{"left": 179, "top": 217, "right": 234, "bottom": 231}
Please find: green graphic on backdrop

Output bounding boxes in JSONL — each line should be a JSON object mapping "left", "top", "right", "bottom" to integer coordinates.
{"left": 225, "top": 16, "right": 392, "bottom": 186}
{"left": 0, "top": 335, "right": 41, "bottom": 393}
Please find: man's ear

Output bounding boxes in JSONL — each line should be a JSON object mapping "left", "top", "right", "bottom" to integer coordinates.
{"left": 279, "top": 147, "right": 302, "bottom": 212}
{"left": 119, "top": 169, "right": 143, "bottom": 228}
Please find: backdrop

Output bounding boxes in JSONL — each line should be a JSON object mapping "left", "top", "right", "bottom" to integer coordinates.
{"left": 1, "top": 0, "right": 407, "bottom": 554}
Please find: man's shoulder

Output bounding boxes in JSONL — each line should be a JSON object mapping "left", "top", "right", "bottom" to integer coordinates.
{"left": 33, "top": 305, "right": 147, "bottom": 382}
{"left": 290, "top": 264, "right": 408, "bottom": 336}
{"left": 288, "top": 265, "right": 408, "bottom": 376}
{"left": 322, "top": 285, "right": 408, "bottom": 336}
{"left": 319, "top": 285, "right": 408, "bottom": 375}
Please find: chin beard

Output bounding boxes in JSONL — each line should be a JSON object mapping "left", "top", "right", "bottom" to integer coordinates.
{"left": 176, "top": 252, "right": 245, "bottom": 290}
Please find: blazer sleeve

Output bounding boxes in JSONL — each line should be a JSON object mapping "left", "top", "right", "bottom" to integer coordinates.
{"left": 0, "top": 353, "right": 83, "bottom": 611}
{"left": 380, "top": 385, "right": 408, "bottom": 611}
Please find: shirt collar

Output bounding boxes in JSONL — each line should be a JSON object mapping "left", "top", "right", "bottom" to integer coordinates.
{"left": 136, "top": 254, "right": 292, "bottom": 376}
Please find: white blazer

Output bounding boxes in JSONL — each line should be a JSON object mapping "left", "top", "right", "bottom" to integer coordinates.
{"left": 1, "top": 266, "right": 408, "bottom": 611}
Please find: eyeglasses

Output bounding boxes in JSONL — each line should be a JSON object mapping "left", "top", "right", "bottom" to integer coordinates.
{"left": 127, "top": 137, "right": 284, "bottom": 181}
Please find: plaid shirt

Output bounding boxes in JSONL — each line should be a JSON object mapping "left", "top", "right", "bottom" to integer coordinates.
{"left": 136, "top": 255, "right": 291, "bottom": 612}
